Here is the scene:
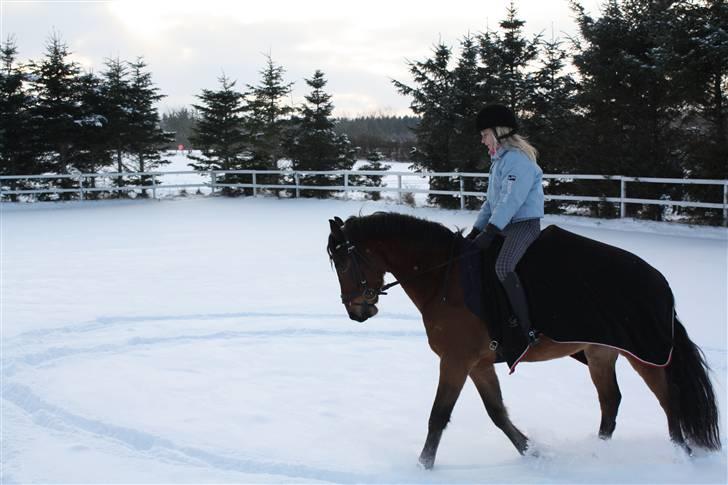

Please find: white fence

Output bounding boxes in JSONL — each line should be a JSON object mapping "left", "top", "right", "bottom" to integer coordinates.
{"left": 1, "top": 169, "right": 727, "bottom": 223}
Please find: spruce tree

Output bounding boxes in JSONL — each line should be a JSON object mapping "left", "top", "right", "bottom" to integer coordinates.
{"left": 661, "top": 0, "right": 727, "bottom": 222}
{"left": 28, "top": 33, "right": 86, "bottom": 197}
{"left": 482, "top": 2, "right": 540, "bottom": 113}
{"left": 571, "top": 0, "right": 682, "bottom": 219}
{"left": 244, "top": 55, "right": 294, "bottom": 190}
{"left": 450, "top": 34, "right": 487, "bottom": 208}
{"left": 392, "top": 42, "right": 458, "bottom": 207}
{"left": 126, "top": 57, "right": 171, "bottom": 194}
{"left": 189, "top": 74, "right": 247, "bottom": 194}
{"left": 0, "top": 36, "right": 37, "bottom": 188}
{"left": 100, "top": 56, "right": 133, "bottom": 187}
{"left": 75, "top": 71, "right": 112, "bottom": 176}
{"left": 394, "top": 6, "right": 543, "bottom": 210}
{"left": 286, "top": 69, "right": 355, "bottom": 197}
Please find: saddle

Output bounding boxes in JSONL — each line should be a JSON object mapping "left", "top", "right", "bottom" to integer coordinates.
{"left": 459, "top": 225, "right": 674, "bottom": 373}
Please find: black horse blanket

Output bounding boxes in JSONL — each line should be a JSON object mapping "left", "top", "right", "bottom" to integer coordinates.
{"left": 459, "top": 225, "right": 675, "bottom": 373}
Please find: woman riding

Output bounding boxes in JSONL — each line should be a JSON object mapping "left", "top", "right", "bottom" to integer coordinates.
{"left": 467, "top": 104, "right": 544, "bottom": 346}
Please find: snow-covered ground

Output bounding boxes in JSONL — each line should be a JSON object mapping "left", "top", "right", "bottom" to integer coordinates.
{"left": 2, "top": 195, "right": 726, "bottom": 483}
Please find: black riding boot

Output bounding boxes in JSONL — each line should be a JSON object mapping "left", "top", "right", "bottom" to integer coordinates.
{"left": 502, "top": 272, "right": 539, "bottom": 346}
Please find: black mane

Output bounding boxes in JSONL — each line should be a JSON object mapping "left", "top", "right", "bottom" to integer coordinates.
{"left": 342, "top": 212, "right": 458, "bottom": 248}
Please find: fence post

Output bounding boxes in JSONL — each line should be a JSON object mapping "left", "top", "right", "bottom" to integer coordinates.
{"left": 210, "top": 171, "right": 217, "bottom": 195}
{"left": 152, "top": 176, "right": 158, "bottom": 200}
{"left": 79, "top": 175, "right": 85, "bottom": 201}
{"left": 398, "top": 174, "right": 402, "bottom": 204}
{"left": 620, "top": 177, "right": 626, "bottom": 218}
{"left": 252, "top": 172, "right": 257, "bottom": 197}
{"left": 344, "top": 172, "right": 349, "bottom": 200}
{"left": 295, "top": 172, "right": 300, "bottom": 198}
{"left": 459, "top": 177, "right": 465, "bottom": 210}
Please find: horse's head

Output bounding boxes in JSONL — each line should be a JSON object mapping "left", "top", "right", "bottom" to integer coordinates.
{"left": 327, "top": 216, "right": 385, "bottom": 323}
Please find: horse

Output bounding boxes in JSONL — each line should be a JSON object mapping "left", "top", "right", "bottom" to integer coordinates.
{"left": 326, "top": 212, "right": 720, "bottom": 469}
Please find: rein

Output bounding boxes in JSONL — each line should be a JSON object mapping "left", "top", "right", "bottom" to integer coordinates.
{"left": 333, "top": 234, "right": 481, "bottom": 306}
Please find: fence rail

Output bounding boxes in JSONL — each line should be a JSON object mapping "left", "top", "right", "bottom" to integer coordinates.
{"left": 1, "top": 169, "right": 726, "bottom": 223}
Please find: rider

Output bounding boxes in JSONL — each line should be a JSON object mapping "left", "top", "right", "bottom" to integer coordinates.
{"left": 466, "top": 104, "right": 544, "bottom": 346}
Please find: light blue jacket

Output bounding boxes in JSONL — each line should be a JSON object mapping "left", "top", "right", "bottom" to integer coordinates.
{"left": 474, "top": 146, "right": 544, "bottom": 231}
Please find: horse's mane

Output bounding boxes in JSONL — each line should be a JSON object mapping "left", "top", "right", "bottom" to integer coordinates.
{"left": 343, "top": 212, "right": 457, "bottom": 248}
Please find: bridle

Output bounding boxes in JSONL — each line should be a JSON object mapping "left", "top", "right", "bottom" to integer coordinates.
{"left": 330, "top": 232, "right": 476, "bottom": 309}
{"left": 330, "top": 239, "right": 391, "bottom": 307}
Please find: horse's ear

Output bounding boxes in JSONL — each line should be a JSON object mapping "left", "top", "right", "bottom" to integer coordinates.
{"left": 334, "top": 216, "right": 344, "bottom": 227}
{"left": 329, "top": 219, "right": 345, "bottom": 240}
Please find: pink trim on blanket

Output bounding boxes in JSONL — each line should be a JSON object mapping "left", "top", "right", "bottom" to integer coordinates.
{"left": 508, "top": 340, "right": 674, "bottom": 374}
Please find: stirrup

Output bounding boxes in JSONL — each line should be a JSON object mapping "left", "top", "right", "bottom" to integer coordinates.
{"left": 527, "top": 330, "right": 540, "bottom": 347}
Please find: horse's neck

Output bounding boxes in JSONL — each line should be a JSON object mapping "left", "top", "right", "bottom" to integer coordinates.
{"left": 381, "top": 240, "right": 452, "bottom": 311}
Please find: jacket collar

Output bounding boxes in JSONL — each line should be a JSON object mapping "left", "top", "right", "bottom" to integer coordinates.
{"left": 491, "top": 146, "right": 508, "bottom": 161}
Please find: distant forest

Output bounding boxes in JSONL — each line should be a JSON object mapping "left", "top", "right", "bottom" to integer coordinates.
{"left": 161, "top": 109, "right": 419, "bottom": 161}
{"left": 333, "top": 116, "right": 418, "bottom": 161}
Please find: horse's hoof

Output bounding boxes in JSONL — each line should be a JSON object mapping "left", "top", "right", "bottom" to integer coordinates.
{"left": 418, "top": 455, "right": 434, "bottom": 470}
{"left": 526, "top": 447, "right": 540, "bottom": 458}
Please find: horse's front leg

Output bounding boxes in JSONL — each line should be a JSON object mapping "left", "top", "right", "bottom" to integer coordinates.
{"left": 469, "top": 358, "right": 529, "bottom": 454}
{"left": 418, "top": 357, "right": 470, "bottom": 470}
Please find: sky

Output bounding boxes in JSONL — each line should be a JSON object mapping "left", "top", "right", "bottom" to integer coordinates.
{"left": 0, "top": 0, "right": 603, "bottom": 117}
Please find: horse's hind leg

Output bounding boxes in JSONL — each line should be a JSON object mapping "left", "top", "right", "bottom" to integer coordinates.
{"left": 469, "top": 359, "right": 529, "bottom": 454}
{"left": 584, "top": 345, "right": 621, "bottom": 439}
{"left": 418, "top": 357, "right": 470, "bottom": 469}
{"left": 624, "top": 355, "right": 690, "bottom": 453}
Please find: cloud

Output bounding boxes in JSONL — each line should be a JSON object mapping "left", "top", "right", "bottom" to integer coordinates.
{"left": 2, "top": 0, "right": 602, "bottom": 116}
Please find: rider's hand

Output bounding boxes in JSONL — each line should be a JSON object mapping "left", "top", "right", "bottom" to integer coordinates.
{"left": 473, "top": 224, "right": 500, "bottom": 250}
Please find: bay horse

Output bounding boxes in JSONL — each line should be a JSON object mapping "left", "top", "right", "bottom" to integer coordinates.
{"left": 326, "top": 212, "right": 720, "bottom": 469}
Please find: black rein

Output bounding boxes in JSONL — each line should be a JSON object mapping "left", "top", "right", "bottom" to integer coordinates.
{"left": 333, "top": 234, "right": 479, "bottom": 306}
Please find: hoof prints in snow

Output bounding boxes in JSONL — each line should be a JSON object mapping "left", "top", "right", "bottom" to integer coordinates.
{"left": 3, "top": 383, "right": 377, "bottom": 483}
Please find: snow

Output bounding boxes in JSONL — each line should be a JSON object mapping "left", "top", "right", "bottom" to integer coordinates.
{"left": 2, "top": 190, "right": 727, "bottom": 483}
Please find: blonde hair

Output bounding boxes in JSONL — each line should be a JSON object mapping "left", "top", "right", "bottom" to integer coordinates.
{"left": 494, "top": 126, "right": 538, "bottom": 162}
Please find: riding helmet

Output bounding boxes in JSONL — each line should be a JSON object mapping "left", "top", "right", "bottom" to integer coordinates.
{"left": 476, "top": 104, "right": 518, "bottom": 131}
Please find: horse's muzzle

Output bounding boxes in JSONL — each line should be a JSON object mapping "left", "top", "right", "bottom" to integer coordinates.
{"left": 346, "top": 302, "right": 378, "bottom": 322}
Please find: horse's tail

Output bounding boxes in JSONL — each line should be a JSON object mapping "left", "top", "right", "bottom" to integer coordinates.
{"left": 666, "top": 315, "right": 721, "bottom": 450}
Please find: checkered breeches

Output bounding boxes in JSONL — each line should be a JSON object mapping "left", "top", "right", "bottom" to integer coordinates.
{"left": 495, "top": 219, "right": 541, "bottom": 281}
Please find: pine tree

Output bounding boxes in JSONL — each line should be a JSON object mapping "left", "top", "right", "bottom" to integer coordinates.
{"left": 483, "top": 2, "right": 540, "bottom": 113}
{"left": 189, "top": 74, "right": 247, "bottom": 194}
{"left": 244, "top": 55, "right": 294, "bottom": 170}
{"left": 450, "top": 34, "right": 487, "bottom": 208}
{"left": 126, "top": 57, "right": 171, "bottom": 194}
{"left": 28, "top": 33, "right": 86, "bottom": 197}
{"left": 571, "top": 0, "right": 684, "bottom": 219}
{"left": 286, "top": 69, "right": 355, "bottom": 197}
{"left": 75, "top": 71, "right": 112, "bottom": 175}
{"left": 0, "top": 36, "right": 37, "bottom": 188}
{"left": 100, "top": 56, "right": 133, "bottom": 186}
{"left": 528, "top": 35, "right": 578, "bottom": 169}
{"left": 660, "top": 0, "right": 728, "bottom": 222}
{"left": 392, "top": 42, "right": 458, "bottom": 206}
